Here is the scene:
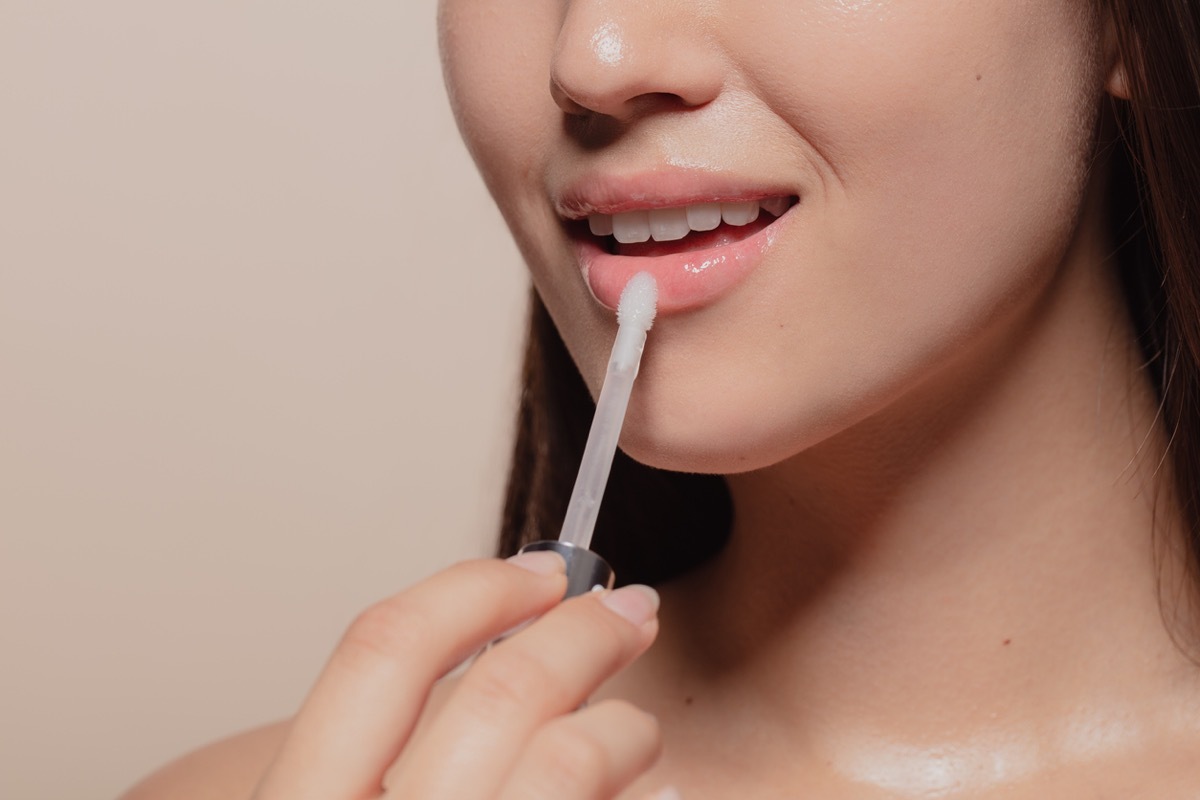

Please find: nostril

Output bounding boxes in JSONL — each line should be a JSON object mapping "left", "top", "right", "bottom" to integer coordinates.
{"left": 629, "top": 92, "right": 690, "bottom": 115}
{"left": 562, "top": 113, "right": 624, "bottom": 150}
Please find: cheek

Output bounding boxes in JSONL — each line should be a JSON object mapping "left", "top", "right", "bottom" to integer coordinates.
{"left": 439, "top": 1, "right": 560, "bottom": 209}
{"left": 440, "top": 0, "right": 615, "bottom": 378}
{"left": 747, "top": 0, "right": 1102, "bottom": 237}
{"left": 812, "top": 2, "right": 1103, "bottom": 361}
{"left": 622, "top": 2, "right": 1106, "bottom": 473}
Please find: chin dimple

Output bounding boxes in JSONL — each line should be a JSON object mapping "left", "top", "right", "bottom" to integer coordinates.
{"left": 589, "top": 196, "right": 793, "bottom": 244}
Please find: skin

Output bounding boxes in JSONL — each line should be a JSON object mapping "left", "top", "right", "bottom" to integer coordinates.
{"left": 125, "top": 0, "right": 1200, "bottom": 798}
{"left": 124, "top": 555, "right": 672, "bottom": 799}
{"left": 438, "top": 0, "right": 1200, "bottom": 795}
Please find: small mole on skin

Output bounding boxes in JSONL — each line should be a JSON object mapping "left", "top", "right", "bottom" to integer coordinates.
{"left": 1003, "top": 638, "right": 1012, "bottom": 646}
{"left": 976, "top": 74, "right": 983, "bottom": 81}
{"left": 685, "top": 696, "right": 694, "bottom": 706}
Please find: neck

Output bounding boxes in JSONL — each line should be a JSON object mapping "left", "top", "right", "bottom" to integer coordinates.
{"left": 647, "top": 201, "right": 1199, "bottom": 792}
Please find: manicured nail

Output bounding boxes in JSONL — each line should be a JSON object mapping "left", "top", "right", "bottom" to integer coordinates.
{"left": 601, "top": 584, "right": 660, "bottom": 626}
{"left": 506, "top": 550, "right": 566, "bottom": 576}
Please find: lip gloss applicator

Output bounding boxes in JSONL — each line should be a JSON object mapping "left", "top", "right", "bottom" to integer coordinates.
{"left": 518, "top": 271, "right": 658, "bottom": 597}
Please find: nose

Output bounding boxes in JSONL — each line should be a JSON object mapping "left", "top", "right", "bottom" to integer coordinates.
{"left": 550, "top": 1, "right": 724, "bottom": 121}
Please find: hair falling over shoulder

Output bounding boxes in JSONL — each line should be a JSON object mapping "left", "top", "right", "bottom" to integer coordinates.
{"left": 1106, "top": 0, "right": 1200, "bottom": 585}
{"left": 498, "top": 0, "right": 1200, "bottom": 596}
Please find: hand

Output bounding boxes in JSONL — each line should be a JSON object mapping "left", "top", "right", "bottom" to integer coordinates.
{"left": 252, "top": 550, "right": 672, "bottom": 800}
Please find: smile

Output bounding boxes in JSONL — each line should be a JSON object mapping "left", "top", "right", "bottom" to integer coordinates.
{"left": 559, "top": 182, "right": 799, "bottom": 315}
{"left": 587, "top": 196, "right": 794, "bottom": 248}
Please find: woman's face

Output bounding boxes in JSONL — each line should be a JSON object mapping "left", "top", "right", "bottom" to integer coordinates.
{"left": 439, "top": 0, "right": 1111, "bottom": 474}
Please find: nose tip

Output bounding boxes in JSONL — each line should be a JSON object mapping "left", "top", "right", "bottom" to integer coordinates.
{"left": 550, "top": 9, "right": 723, "bottom": 122}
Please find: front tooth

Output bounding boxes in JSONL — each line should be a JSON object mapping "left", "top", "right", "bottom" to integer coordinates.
{"left": 685, "top": 203, "right": 722, "bottom": 232}
{"left": 612, "top": 210, "right": 651, "bottom": 244}
{"left": 721, "top": 201, "right": 760, "bottom": 226}
{"left": 588, "top": 214, "right": 614, "bottom": 236}
{"left": 649, "top": 207, "right": 690, "bottom": 242}
{"left": 760, "top": 196, "right": 790, "bottom": 217}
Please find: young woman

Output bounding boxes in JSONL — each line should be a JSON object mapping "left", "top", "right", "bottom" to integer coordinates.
{"left": 126, "top": 0, "right": 1200, "bottom": 797}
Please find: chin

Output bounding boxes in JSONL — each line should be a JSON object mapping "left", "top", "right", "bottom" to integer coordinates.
{"left": 616, "top": 389, "right": 842, "bottom": 476}
{"left": 612, "top": 330, "right": 948, "bottom": 476}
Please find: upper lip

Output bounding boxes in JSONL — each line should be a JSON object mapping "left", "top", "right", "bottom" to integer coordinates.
{"left": 553, "top": 169, "right": 799, "bottom": 220}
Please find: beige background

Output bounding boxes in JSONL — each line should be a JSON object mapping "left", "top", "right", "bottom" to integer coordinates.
{"left": 0, "top": 2, "right": 528, "bottom": 797}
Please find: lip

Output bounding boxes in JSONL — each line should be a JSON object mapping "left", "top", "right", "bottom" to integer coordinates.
{"left": 556, "top": 171, "right": 798, "bottom": 314}
{"left": 555, "top": 170, "right": 797, "bottom": 219}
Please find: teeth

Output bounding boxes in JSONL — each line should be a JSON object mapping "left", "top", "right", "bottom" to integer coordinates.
{"left": 685, "top": 203, "right": 722, "bottom": 232}
{"left": 721, "top": 201, "right": 759, "bottom": 226}
{"left": 588, "top": 214, "right": 613, "bottom": 236}
{"left": 611, "top": 210, "right": 651, "bottom": 244}
{"left": 761, "top": 196, "right": 791, "bottom": 217}
{"left": 586, "top": 196, "right": 791, "bottom": 243}
{"left": 648, "top": 207, "right": 690, "bottom": 242}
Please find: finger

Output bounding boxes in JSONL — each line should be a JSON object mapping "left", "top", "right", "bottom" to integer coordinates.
{"left": 387, "top": 584, "right": 660, "bottom": 799}
{"left": 493, "top": 699, "right": 662, "bottom": 800}
{"left": 255, "top": 552, "right": 567, "bottom": 800}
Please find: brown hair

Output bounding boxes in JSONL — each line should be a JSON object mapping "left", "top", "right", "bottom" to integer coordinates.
{"left": 1107, "top": 0, "right": 1200, "bottom": 582}
{"left": 497, "top": 0, "right": 1200, "bottom": 590}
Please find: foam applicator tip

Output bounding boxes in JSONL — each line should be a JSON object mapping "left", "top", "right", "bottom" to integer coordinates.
{"left": 617, "top": 271, "right": 658, "bottom": 332}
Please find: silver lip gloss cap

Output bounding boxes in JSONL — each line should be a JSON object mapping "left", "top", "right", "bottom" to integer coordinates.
{"left": 518, "top": 540, "right": 615, "bottom": 599}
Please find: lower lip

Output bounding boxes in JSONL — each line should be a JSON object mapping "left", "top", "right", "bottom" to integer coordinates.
{"left": 575, "top": 211, "right": 792, "bottom": 314}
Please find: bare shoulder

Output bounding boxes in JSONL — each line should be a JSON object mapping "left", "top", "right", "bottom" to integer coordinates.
{"left": 118, "top": 721, "right": 290, "bottom": 800}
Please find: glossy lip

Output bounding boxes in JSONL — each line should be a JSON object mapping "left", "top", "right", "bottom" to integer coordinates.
{"left": 556, "top": 171, "right": 799, "bottom": 314}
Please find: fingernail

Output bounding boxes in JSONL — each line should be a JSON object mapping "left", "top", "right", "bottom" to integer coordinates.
{"left": 601, "top": 584, "right": 660, "bottom": 626}
{"left": 506, "top": 550, "right": 566, "bottom": 576}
